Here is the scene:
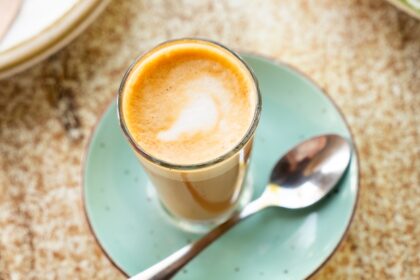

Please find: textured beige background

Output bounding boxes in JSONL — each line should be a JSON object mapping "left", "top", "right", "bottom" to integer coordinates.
{"left": 0, "top": 0, "right": 419, "bottom": 279}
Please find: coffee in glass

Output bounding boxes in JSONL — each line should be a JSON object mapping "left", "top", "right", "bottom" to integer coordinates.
{"left": 118, "top": 38, "right": 261, "bottom": 232}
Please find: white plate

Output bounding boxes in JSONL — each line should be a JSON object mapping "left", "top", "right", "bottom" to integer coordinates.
{"left": 0, "top": 0, "right": 109, "bottom": 79}
{"left": 386, "top": 0, "right": 420, "bottom": 20}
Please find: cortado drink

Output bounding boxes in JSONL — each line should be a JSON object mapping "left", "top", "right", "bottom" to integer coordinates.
{"left": 118, "top": 38, "right": 261, "bottom": 232}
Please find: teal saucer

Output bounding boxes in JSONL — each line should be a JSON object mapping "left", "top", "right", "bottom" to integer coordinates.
{"left": 83, "top": 54, "right": 359, "bottom": 279}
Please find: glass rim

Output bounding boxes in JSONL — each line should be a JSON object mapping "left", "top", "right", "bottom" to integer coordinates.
{"left": 117, "top": 38, "right": 262, "bottom": 171}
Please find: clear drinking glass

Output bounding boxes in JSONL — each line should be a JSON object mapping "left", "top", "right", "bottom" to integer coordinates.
{"left": 118, "top": 38, "right": 261, "bottom": 233}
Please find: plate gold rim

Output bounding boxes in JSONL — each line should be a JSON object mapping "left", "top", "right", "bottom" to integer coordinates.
{"left": 0, "top": 0, "right": 108, "bottom": 75}
{"left": 0, "top": 0, "right": 81, "bottom": 55}
{"left": 386, "top": 0, "right": 420, "bottom": 20}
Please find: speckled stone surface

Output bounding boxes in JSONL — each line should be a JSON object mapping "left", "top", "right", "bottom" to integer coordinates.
{"left": 0, "top": 0, "right": 419, "bottom": 279}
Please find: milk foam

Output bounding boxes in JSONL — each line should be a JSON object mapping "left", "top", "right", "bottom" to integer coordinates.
{"left": 158, "top": 92, "right": 217, "bottom": 141}
{"left": 158, "top": 76, "right": 230, "bottom": 142}
{"left": 123, "top": 40, "right": 256, "bottom": 164}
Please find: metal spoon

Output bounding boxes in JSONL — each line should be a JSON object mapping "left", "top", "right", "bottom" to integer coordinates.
{"left": 130, "top": 134, "right": 352, "bottom": 280}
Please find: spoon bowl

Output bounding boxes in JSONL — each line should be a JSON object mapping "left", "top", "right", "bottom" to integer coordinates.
{"left": 264, "top": 134, "right": 351, "bottom": 209}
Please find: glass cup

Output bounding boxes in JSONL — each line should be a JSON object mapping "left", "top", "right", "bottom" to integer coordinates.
{"left": 117, "top": 38, "right": 261, "bottom": 233}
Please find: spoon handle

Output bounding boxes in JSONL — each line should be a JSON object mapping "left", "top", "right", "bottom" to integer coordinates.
{"left": 130, "top": 197, "right": 270, "bottom": 280}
